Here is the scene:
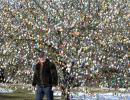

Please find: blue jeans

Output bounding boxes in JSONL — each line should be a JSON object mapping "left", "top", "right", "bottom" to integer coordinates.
{"left": 36, "top": 85, "right": 53, "bottom": 100}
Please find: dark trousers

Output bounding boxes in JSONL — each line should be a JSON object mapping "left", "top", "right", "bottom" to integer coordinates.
{"left": 36, "top": 85, "right": 53, "bottom": 100}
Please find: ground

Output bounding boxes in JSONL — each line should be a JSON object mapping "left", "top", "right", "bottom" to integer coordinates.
{"left": 0, "top": 84, "right": 60, "bottom": 100}
{"left": 0, "top": 84, "right": 130, "bottom": 100}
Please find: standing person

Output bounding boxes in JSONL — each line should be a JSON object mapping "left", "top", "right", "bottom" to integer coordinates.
{"left": 32, "top": 52, "right": 58, "bottom": 100}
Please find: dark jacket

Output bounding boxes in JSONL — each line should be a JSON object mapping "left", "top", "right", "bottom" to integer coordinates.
{"left": 32, "top": 59, "right": 58, "bottom": 87}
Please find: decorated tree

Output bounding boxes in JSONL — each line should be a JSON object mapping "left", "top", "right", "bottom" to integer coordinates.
{"left": 0, "top": 0, "right": 129, "bottom": 97}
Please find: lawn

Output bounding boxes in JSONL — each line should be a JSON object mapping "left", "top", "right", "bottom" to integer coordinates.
{"left": 0, "top": 84, "right": 129, "bottom": 100}
{"left": 0, "top": 85, "right": 35, "bottom": 100}
{"left": 0, "top": 84, "right": 61, "bottom": 100}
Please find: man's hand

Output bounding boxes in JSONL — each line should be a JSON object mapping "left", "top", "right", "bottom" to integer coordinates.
{"left": 52, "top": 87, "right": 56, "bottom": 91}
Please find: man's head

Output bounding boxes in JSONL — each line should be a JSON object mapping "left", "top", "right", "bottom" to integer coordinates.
{"left": 38, "top": 52, "right": 46, "bottom": 63}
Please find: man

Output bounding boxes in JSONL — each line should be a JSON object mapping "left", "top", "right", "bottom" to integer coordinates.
{"left": 32, "top": 52, "right": 58, "bottom": 100}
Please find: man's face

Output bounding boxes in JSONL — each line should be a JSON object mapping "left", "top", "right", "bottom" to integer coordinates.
{"left": 38, "top": 56, "right": 46, "bottom": 63}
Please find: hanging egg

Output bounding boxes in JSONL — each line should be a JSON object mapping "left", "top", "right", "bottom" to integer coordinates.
{"left": 70, "top": 32, "right": 80, "bottom": 36}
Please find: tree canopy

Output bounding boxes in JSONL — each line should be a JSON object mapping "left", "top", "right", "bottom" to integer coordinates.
{"left": 0, "top": 0, "right": 129, "bottom": 88}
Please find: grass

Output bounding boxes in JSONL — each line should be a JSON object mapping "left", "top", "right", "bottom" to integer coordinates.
{"left": 0, "top": 85, "right": 35, "bottom": 100}
{"left": 0, "top": 84, "right": 61, "bottom": 100}
{"left": 0, "top": 84, "right": 129, "bottom": 100}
